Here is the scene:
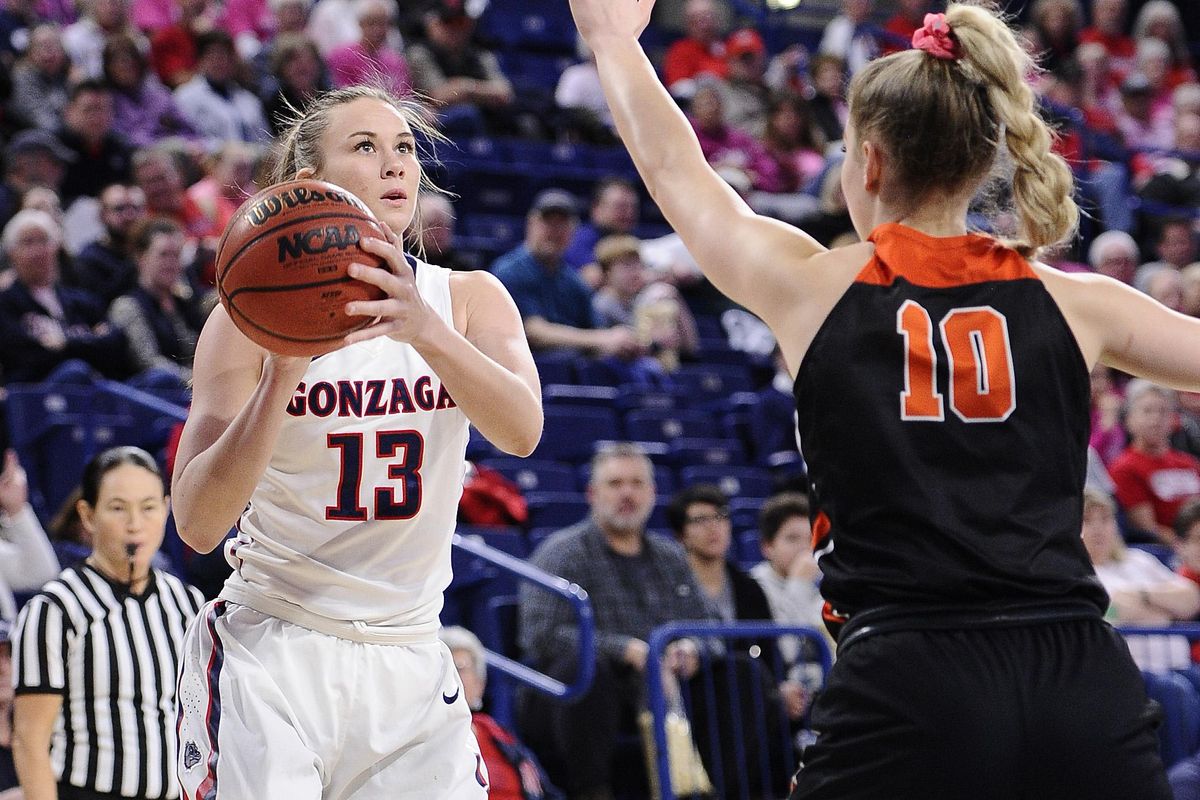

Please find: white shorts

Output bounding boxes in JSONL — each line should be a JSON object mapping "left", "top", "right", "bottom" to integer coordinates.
{"left": 176, "top": 600, "right": 488, "bottom": 799}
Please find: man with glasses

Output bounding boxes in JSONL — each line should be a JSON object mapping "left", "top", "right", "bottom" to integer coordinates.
{"left": 65, "top": 182, "right": 145, "bottom": 308}
{"left": 518, "top": 443, "right": 709, "bottom": 800}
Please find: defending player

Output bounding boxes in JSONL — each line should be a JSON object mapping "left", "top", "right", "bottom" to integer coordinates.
{"left": 568, "top": 0, "right": 1197, "bottom": 796}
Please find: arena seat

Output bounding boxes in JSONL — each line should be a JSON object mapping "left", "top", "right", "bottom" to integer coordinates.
{"left": 679, "top": 465, "right": 774, "bottom": 500}
{"left": 541, "top": 383, "right": 619, "bottom": 409}
{"left": 670, "top": 437, "right": 748, "bottom": 468}
{"left": 1143, "top": 670, "right": 1200, "bottom": 768}
{"left": 524, "top": 491, "right": 590, "bottom": 530}
{"left": 479, "top": 457, "right": 579, "bottom": 493}
{"left": 624, "top": 408, "right": 715, "bottom": 444}
{"left": 533, "top": 406, "right": 621, "bottom": 462}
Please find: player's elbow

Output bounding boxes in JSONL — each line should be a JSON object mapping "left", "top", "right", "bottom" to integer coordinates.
{"left": 173, "top": 515, "right": 229, "bottom": 554}
{"left": 498, "top": 421, "right": 542, "bottom": 457}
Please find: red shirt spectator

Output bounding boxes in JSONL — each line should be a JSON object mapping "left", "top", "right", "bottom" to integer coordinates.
{"left": 662, "top": 0, "right": 727, "bottom": 92}
{"left": 1110, "top": 380, "right": 1200, "bottom": 544}
{"left": 881, "top": 0, "right": 926, "bottom": 55}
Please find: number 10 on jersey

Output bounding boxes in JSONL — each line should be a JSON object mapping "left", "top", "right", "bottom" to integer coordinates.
{"left": 897, "top": 300, "right": 1016, "bottom": 423}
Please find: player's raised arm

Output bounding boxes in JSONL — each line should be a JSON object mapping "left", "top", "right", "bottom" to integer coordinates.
{"left": 170, "top": 307, "right": 311, "bottom": 553}
{"left": 569, "top": 0, "right": 824, "bottom": 323}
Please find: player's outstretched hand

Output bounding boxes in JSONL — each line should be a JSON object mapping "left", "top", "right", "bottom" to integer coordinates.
{"left": 568, "top": 0, "right": 655, "bottom": 47}
{"left": 343, "top": 221, "right": 436, "bottom": 347}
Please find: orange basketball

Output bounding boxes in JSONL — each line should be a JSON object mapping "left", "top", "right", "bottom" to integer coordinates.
{"left": 217, "top": 179, "right": 389, "bottom": 357}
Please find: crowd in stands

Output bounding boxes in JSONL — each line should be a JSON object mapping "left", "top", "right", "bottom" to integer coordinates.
{"left": 0, "top": 0, "right": 1197, "bottom": 796}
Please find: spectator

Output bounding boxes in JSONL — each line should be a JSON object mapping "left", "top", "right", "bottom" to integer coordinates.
{"left": 108, "top": 217, "right": 206, "bottom": 384}
{"left": 63, "top": 183, "right": 144, "bottom": 308}
{"left": 1135, "top": 218, "right": 1198, "bottom": 290}
{"left": 661, "top": 0, "right": 727, "bottom": 96}
{"left": 1175, "top": 497, "right": 1200, "bottom": 591}
{"left": 326, "top": 0, "right": 410, "bottom": 92}
{"left": 11, "top": 446, "right": 205, "bottom": 800}
{"left": 664, "top": 482, "right": 795, "bottom": 798}
{"left": 0, "top": 448, "right": 59, "bottom": 628}
{"left": 148, "top": 0, "right": 213, "bottom": 88}
{"left": 761, "top": 93, "right": 827, "bottom": 195}
{"left": 564, "top": 176, "right": 640, "bottom": 273}
{"left": 0, "top": 0, "right": 37, "bottom": 70}
{"left": 305, "top": 0, "right": 357, "bottom": 56}
{"left": 131, "top": 146, "right": 216, "bottom": 239}
{"left": 880, "top": 0, "right": 928, "bottom": 55}
{"left": 1079, "top": 0, "right": 1135, "bottom": 71}
{"left": 0, "top": 209, "right": 131, "bottom": 383}
{"left": 102, "top": 33, "right": 198, "bottom": 148}
{"left": 266, "top": 0, "right": 311, "bottom": 40}
{"left": 62, "top": 0, "right": 143, "bottom": 78}
{"left": 1132, "top": 0, "right": 1198, "bottom": 91}
{"left": 689, "top": 81, "right": 783, "bottom": 193}
{"left": 555, "top": 36, "right": 617, "bottom": 144}
{"left": 1135, "top": 36, "right": 1179, "bottom": 115}
{"left": 186, "top": 140, "right": 259, "bottom": 237}
{"left": 7, "top": 23, "right": 70, "bottom": 132}
{"left": 518, "top": 443, "right": 712, "bottom": 799}
{"left": 1090, "top": 363, "right": 1127, "bottom": 467}
{"left": 173, "top": 29, "right": 270, "bottom": 147}
{"left": 1137, "top": 113, "right": 1200, "bottom": 244}
{"left": 56, "top": 79, "right": 135, "bottom": 204}
{"left": 1110, "top": 380, "right": 1200, "bottom": 545}
{"left": 1028, "top": 0, "right": 1083, "bottom": 74}
{"left": 1146, "top": 264, "right": 1184, "bottom": 311}
{"left": 1081, "top": 486, "right": 1200, "bottom": 671}
{"left": 219, "top": 0, "right": 275, "bottom": 62}
{"left": 0, "top": 130, "right": 72, "bottom": 232}
{"left": 1183, "top": 262, "right": 1200, "bottom": 317}
{"left": 405, "top": 0, "right": 517, "bottom": 138}
{"left": 749, "top": 492, "right": 828, "bottom": 667}
{"left": 817, "top": 0, "right": 879, "bottom": 77}
{"left": 807, "top": 53, "right": 848, "bottom": 146}
{"left": 492, "top": 189, "right": 640, "bottom": 358}
{"left": 1087, "top": 229, "right": 1139, "bottom": 284}
{"left": 439, "top": 626, "right": 563, "bottom": 800}
{"left": 720, "top": 27, "right": 771, "bottom": 138}
{"left": 413, "top": 192, "right": 473, "bottom": 271}
{"left": 261, "top": 33, "right": 327, "bottom": 136}
{"left": 1076, "top": 42, "right": 1124, "bottom": 125}
{"left": 1115, "top": 70, "right": 1174, "bottom": 152}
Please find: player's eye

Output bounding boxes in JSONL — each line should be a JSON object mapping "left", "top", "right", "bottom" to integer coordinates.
{"left": 354, "top": 140, "right": 375, "bottom": 153}
{"left": 396, "top": 142, "right": 414, "bottom": 154}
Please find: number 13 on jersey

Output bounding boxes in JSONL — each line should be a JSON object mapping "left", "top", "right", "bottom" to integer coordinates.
{"left": 897, "top": 300, "right": 1016, "bottom": 423}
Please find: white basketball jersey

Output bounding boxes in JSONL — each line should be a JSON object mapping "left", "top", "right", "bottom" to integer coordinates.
{"left": 220, "top": 258, "right": 469, "bottom": 631}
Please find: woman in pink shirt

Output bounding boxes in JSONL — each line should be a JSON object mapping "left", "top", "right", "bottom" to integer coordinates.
{"left": 326, "top": 0, "right": 410, "bottom": 93}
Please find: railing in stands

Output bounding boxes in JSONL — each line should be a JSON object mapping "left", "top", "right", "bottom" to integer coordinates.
{"left": 645, "top": 621, "right": 834, "bottom": 800}
{"left": 451, "top": 532, "right": 596, "bottom": 701}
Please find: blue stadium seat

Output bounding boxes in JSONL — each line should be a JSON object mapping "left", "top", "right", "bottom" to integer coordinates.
{"left": 479, "top": 457, "right": 579, "bottom": 493}
{"left": 449, "top": 167, "right": 536, "bottom": 216}
{"left": 456, "top": 524, "right": 529, "bottom": 559}
{"left": 671, "top": 437, "right": 748, "bottom": 467}
{"left": 624, "top": 409, "right": 714, "bottom": 444}
{"left": 477, "top": 0, "right": 577, "bottom": 52}
{"left": 525, "top": 491, "right": 590, "bottom": 530}
{"left": 466, "top": 425, "right": 502, "bottom": 460}
{"left": 615, "top": 384, "right": 691, "bottom": 412}
{"left": 532, "top": 351, "right": 577, "bottom": 385}
{"left": 528, "top": 526, "right": 563, "bottom": 551}
{"left": 460, "top": 213, "right": 524, "bottom": 250}
{"left": 735, "top": 530, "right": 763, "bottom": 568}
{"left": 679, "top": 465, "right": 774, "bottom": 500}
{"left": 542, "top": 383, "right": 619, "bottom": 409}
{"left": 730, "top": 498, "right": 762, "bottom": 532}
{"left": 533, "top": 406, "right": 621, "bottom": 462}
{"left": 673, "top": 364, "right": 757, "bottom": 406}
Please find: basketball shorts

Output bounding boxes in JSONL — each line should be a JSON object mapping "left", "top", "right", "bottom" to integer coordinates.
{"left": 789, "top": 616, "right": 1170, "bottom": 800}
{"left": 176, "top": 600, "right": 487, "bottom": 799}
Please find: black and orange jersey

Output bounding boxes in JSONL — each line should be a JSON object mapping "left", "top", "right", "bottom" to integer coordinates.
{"left": 795, "top": 223, "right": 1108, "bottom": 631}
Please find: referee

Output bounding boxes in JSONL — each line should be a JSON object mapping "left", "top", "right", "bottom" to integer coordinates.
{"left": 11, "top": 447, "right": 204, "bottom": 800}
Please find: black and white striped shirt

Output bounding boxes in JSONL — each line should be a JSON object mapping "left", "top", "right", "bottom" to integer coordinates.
{"left": 12, "top": 563, "right": 204, "bottom": 799}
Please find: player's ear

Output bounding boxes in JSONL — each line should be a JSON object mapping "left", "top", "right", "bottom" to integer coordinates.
{"left": 862, "top": 140, "right": 883, "bottom": 194}
{"left": 296, "top": 166, "right": 317, "bottom": 180}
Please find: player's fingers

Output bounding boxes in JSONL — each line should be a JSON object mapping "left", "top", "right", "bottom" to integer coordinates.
{"left": 344, "top": 297, "right": 407, "bottom": 318}
{"left": 347, "top": 261, "right": 413, "bottom": 292}
{"left": 342, "top": 319, "right": 402, "bottom": 346}
{"left": 377, "top": 219, "right": 401, "bottom": 245}
{"left": 359, "top": 233, "right": 413, "bottom": 277}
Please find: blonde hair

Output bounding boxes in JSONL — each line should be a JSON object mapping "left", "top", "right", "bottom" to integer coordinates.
{"left": 848, "top": 0, "right": 1078, "bottom": 257}
{"left": 268, "top": 83, "right": 448, "bottom": 249}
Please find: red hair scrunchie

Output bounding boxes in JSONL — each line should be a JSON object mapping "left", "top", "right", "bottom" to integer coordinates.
{"left": 912, "top": 13, "right": 961, "bottom": 61}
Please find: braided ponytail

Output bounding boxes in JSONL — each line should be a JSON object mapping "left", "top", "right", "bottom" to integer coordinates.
{"left": 946, "top": 2, "right": 1078, "bottom": 256}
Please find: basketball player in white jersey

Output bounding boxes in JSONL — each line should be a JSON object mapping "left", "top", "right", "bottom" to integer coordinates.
{"left": 170, "top": 85, "right": 543, "bottom": 799}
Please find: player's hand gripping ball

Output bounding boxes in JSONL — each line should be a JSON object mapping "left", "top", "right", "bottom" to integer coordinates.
{"left": 217, "top": 178, "right": 388, "bottom": 356}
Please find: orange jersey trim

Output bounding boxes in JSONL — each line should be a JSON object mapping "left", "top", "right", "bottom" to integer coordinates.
{"left": 855, "top": 223, "right": 1038, "bottom": 289}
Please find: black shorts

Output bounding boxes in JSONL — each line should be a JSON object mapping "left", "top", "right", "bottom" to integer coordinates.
{"left": 790, "top": 617, "right": 1170, "bottom": 800}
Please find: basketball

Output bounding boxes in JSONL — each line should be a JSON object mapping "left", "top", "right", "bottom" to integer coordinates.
{"left": 217, "top": 178, "right": 389, "bottom": 356}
